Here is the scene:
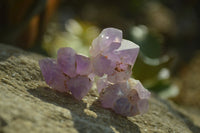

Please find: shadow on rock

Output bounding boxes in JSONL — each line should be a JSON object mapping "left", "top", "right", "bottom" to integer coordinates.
{"left": 28, "top": 86, "right": 141, "bottom": 133}
{"left": 90, "top": 100, "right": 141, "bottom": 133}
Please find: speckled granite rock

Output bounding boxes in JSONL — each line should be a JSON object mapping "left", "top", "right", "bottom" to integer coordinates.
{"left": 0, "top": 44, "right": 199, "bottom": 133}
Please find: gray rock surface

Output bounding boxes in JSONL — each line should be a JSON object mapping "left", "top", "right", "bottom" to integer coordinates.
{"left": 0, "top": 44, "right": 200, "bottom": 133}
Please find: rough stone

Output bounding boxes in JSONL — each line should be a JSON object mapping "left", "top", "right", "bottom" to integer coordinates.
{"left": 0, "top": 44, "right": 200, "bottom": 133}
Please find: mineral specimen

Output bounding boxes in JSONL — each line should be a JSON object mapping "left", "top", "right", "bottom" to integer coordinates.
{"left": 90, "top": 28, "right": 139, "bottom": 83}
{"left": 99, "top": 78, "right": 151, "bottom": 116}
{"left": 39, "top": 47, "right": 92, "bottom": 100}
{"left": 91, "top": 28, "right": 150, "bottom": 116}
{"left": 39, "top": 28, "right": 151, "bottom": 116}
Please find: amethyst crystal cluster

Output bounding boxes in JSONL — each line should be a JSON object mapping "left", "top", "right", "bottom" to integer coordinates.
{"left": 39, "top": 28, "right": 151, "bottom": 116}
{"left": 39, "top": 47, "right": 93, "bottom": 100}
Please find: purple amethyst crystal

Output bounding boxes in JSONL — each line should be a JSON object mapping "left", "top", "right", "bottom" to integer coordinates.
{"left": 39, "top": 47, "right": 93, "bottom": 100}
{"left": 93, "top": 28, "right": 151, "bottom": 116}
{"left": 39, "top": 27, "right": 150, "bottom": 117}
{"left": 39, "top": 58, "right": 68, "bottom": 92}
{"left": 90, "top": 28, "right": 139, "bottom": 83}
{"left": 99, "top": 78, "right": 151, "bottom": 116}
{"left": 67, "top": 76, "right": 92, "bottom": 100}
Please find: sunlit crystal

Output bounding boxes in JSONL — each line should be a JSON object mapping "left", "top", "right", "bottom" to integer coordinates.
{"left": 39, "top": 27, "right": 150, "bottom": 117}
{"left": 39, "top": 47, "right": 93, "bottom": 100}
{"left": 67, "top": 76, "right": 92, "bottom": 100}
{"left": 39, "top": 58, "right": 68, "bottom": 92}
{"left": 90, "top": 28, "right": 139, "bottom": 83}
{"left": 99, "top": 78, "right": 151, "bottom": 116}
{"left": 57, "top": 47, "right": 77, "bottom": 78}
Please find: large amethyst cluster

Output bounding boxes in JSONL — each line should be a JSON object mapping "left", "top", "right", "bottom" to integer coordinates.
{"left": 39, "top": 28, "right": 151, "bottom": 116}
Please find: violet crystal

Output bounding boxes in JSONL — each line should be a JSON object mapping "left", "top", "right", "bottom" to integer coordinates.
{"left": 39, "top": 27, "right": 151, "bottom": 117}
{"left": 99, "top": 78, "right": 150, "bottom": 116}
{"left": 90, "top": 28, "right": 139, "bottom": 83}
{"left": 39, "top": 47, "right": 92, "bottom": 100}
{"left": 91, "top": 28, "right": 151, "bottom": 116}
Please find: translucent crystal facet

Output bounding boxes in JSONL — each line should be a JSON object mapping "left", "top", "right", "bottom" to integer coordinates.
{"left": 76, "top": 54, "right": 92, "bottom": 76}
{"left": 57, "top": 47, "right": 77, "bottom": 78}
{"left": 67, "top": 76, "right": 92, "bottom": 100}
{"left": 90, "top": 28, "right": 122, "bottom": 57}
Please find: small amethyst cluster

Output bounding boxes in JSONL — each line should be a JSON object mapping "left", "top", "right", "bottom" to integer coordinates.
{"left": 39, "top": 47, "right": 93, "bottom": 100}
{"left": 39, "top": 28, "right": 151, "bottom": 116}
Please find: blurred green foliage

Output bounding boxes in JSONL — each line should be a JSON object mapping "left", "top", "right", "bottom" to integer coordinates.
{"left": 43, "top": 19, "right": 99, "bottom": 57}
{"left": 130, "top": 25, "right": 172, "bottom": 92}
{"left": 130, "top": 25, "right": 162, "bottom": 59}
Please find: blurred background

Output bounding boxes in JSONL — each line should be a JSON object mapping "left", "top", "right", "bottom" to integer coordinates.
{"left": 0, "top": 0, "right": 200, "bottom": 109}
